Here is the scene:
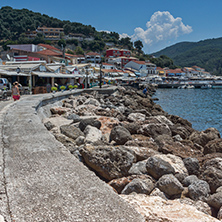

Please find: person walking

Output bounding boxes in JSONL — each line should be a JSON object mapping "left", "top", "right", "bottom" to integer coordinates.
{"left": 12, "top": 81, "right": 20, "bottom": 101}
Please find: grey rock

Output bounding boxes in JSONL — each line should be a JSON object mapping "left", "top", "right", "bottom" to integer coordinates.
{"left": 189, "top": 127, "right": 220, "bottom": 147}
{"left": 84, "top": 125, "right": 102, "bottom": 144}
{"left": 138, "top": 123, "right": 172, "bottom": 139}
{"left": 183, "top": 157, "right": 200, "bottom": 175}
{"left": 127, "top": 113, "right": 146, "bottom": 122}
{"left": 188, "top": 180, "right": 210, "bottom": 201}
{"left": 128, "top": 160, "right": 147, "bottom": 175}
{"left": 83, "top": 98, "right": 101, "bottom": 107}
{"left": 183, "top": 175, "right": 199, "bottom": 187}
{"left": 60, "top": 124, "right": 84, "bottom": 140}
{"left": 200, "top": 157, "right": 222, "bottom": 193}
{"left": 157, "top": 174, "right": 184, "bottom": 198}
{"left": 121, "top": 178, "right": 154, "bottom": 195}
{"left": 79, "top": 118, "right": 101, "bottom": 132}
{"left": 150, "top": 188, "right": 168, "bottom": 200}
{"left": 44, "top": 121, "right": 55, "bottom": 131}
{"left": 80, "top": 145, "right": 136, "bottom": 180}
{"left": 216, "top": 186, "right": 222, "bottom": 193}
{"left": 146, "top": 156, "right": 175, "bottom": 179}
{"left": 75, "top": 136, "right": 85, "bottom": 146}
{"left": 110, "top": 126, "right": 132, "bottom": 145}
{"left": 66, "top": 113, "right": 81, "bottom": 123}
{"left": 207, "top": 192, "right": 222, "bottom": 210}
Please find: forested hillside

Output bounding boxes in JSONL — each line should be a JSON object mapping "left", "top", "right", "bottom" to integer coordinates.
{"left": 153, "top": 38, "right": 222, "bottom": 75}
{"left": 0, "top": 6, "right": 135, "bottom": 53}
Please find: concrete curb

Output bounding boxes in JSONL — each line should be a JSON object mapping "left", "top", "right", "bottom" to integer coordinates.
{"left": 0, "top": 89, "right": 145, "bottom": 222}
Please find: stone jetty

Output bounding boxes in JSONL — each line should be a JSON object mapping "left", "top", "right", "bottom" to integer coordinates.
{"left": 44, "top": 86, "right": 222, "bottom": 221}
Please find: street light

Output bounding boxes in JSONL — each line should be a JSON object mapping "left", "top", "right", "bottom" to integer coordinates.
{"left": 99, "top": 61, "right": 102, "bottom": 88}
{"left": 85, "top": 66, "right": 89, "bottom": 89}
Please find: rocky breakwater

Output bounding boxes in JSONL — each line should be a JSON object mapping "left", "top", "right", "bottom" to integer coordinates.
{"left": 43, "top": 86, "right": 222, "bottom": 221}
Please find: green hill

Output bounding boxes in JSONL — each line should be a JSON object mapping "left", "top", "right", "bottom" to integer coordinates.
{"left": 153, "top": 38, "right": 222, "bottom": 75}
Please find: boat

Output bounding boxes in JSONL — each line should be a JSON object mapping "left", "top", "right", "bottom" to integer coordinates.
{"left": 201, "top": 84, "right": 212, "bottom": 89}
{"left": 178, "top": 84, "right": 195, "bottom": 89}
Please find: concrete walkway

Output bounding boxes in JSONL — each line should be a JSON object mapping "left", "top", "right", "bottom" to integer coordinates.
{"left": 0, "top": 91, "right": 144, "bottom": 222}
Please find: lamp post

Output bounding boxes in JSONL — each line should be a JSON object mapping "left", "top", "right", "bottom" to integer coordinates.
{"left": 99, "top": 61, "right": 102, "bottom": 88}
{"left": 85, "top": 66, "right": 89, "bottom": 89}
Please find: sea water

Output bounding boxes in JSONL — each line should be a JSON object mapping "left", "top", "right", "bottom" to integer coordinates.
{"left": 154, "top": 88, "right": 222, "bottom": 135}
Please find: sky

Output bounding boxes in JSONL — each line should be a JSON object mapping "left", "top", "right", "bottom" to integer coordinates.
{"left": 1, "top": 0, "right": 222, "bottom": 53}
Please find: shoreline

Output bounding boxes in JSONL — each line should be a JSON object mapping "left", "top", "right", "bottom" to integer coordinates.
{"left": 43, "top": 85, "right": 222, "bottom": 221}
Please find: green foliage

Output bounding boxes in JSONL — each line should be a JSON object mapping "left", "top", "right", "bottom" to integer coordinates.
{"left": 150, "top": 55, "right": 177, "bottom": 69}
{"left": 73, "top": 85, "right": 78, "bottom": 88}
{"left": 51, "top": 86, "right": 57, "bottom": 91}
{"left": 134, "top": 40, "right": 143, "bottom": 51}
{"left": 68, "top": 84, "right": 73, "bottom": 89}
{"left": 153, "top": 38, "right": 222, "bottom": 75}
{"left": 119, "top": 37, "right": 133, "bottom": 50}
{"left": 58, "top": 39, "right": 66, "bottom": 48}
{"left": 75, "top": 46, "right": 84, "bottom": 55}
{"left": 60, "top": 85, "right": 66, "bottom": 90}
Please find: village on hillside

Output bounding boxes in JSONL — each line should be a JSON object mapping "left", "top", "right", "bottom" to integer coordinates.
{"left": 0, "top": 26, "right": 216, "bottom": 94}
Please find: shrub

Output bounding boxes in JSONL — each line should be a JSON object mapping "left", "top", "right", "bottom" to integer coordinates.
{"left": 60, "top": 85, "right": 66, "bottom": 90}
{"left": 73, "top": 85, "right": 78, "bottom": 88}
{"left": 51, "top": 86, "right": 57, "bottom": 91}
{"left": 68, "top": 84, "right": 73, "bottom": 89}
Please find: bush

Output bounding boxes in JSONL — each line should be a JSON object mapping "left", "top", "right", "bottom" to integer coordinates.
{"left": 68, "top": 84, "right": 73, "bottom": 89}
{"left": 60, "top": 85, "right": 66, "bottom": 90}
{"left": 73, "top": 85, "right": 78, "bottom": 88}
{"left": 51, "top": 86, "right": 57, "bottom": 91}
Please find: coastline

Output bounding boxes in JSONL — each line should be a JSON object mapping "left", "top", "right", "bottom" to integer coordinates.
{"left": 44, "top": 85, "right": 222, "bottom": 221}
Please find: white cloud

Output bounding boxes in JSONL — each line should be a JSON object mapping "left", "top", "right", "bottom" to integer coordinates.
{"left": 130, "top": 11, "right": 192, "bottom": 52}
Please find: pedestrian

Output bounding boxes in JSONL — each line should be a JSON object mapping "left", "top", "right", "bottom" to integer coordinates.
{"left": 12, "top": 81, "right": 20, "bottom": 101}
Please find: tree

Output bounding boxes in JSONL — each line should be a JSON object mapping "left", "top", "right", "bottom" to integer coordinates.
{"left": 134, "top": 40, "right": 143, "bottom": 51}
{"left": 75, "top": 46, "right": 84, "bottom": 55}
{"left": 58, "top": 39, "right": 66, "bottom": 49}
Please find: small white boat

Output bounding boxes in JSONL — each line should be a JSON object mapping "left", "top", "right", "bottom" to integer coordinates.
{"left": 201, "top": 84, "right": 212, "bottom": 89}
{"left": 178, "top": 84, "right": 194, "bottom": 89}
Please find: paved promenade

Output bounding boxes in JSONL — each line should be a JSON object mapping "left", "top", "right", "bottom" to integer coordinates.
{"left": 0, "top": 92, "right": 144, "bottom": 222}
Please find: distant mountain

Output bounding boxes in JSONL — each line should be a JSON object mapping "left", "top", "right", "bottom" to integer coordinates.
{"left": 153, "top": 38, "right": 222, "bottom": 75}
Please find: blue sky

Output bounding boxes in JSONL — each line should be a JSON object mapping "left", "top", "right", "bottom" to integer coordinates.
{"left": 1, "top": 0, "right": 222, "bottom": 53}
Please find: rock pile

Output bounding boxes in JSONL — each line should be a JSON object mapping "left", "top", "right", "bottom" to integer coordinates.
{"left": 43, "top": 86, "right": 222, "bottom": 221}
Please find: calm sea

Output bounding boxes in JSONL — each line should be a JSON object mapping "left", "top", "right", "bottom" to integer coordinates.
{"left": 154, "top": 88, "right": 222, "bottom": 135}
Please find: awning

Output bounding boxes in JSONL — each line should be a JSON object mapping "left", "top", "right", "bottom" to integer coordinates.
{"left": 0, "top": 70, "right": 30, "bottom": 76}
{"left": 32, "top": 71, "right": 79, "bottom": 78}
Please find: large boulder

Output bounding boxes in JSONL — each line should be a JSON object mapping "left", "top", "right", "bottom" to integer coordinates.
{"left": 84, "top": 125, "right": 102, "bottom": 144}
{"left": 79, "top": 118, "right": 101, "bottom": 132}
{"left": 207, "top": 192, "right": 222, "bottom": 210}
{"left": 157, "top": 174, "right": 184, "bottom": 198}
{"left": 50, "top": 107, "right": 71, "bottom": 115}
{"left": 183, "top": 157, "right": 200, "bottom": 175}
{"left": 121, "top": 195, "right": 219, "bottom": 222}
{"left": 189, "top": 128, "right": 220, "bottom": 147}
{"left": 188, "top": 180, "right": 211, "bottom": 201}
{"left": 60, "top": 124, "right": 84, "bottom": 140}
{"left": 121, "top": 178, "right": 154, "bottom": 195}
{"left": 170, "top": 124, "right": 192, "bottom": 139}
{"left": 138, "top": 123, "right": 172, "bottom": 139}
{"left": 146, "top": 156, "right": 175, "bottom": 179}
{"left": 108, "top": 174, "right": 153, "bottom": 194}
{"left": 80, "top": 145, "right": 136, "bottom": 180}
{"left": 110, "top": 126, "right": 132, "bottom": 145}
{"left": 204, "top": 138, "right": 222, "bottom": 154}
{"left": 123, "top": 145, "right": 159, "bottom": 161}
{"left": 127, "top": 113, "right": 146, "bottom": 122}
{"left": 83, "top": 98, "right": 101, "bottom": 107}
{"left": 183, "top": 175, "right": 199, "bottom": 187}
{"left": 200, "top": 158, "right": 222, "bottom": 193}
{"left": 128, "top": 160, "right": 148, "bottom": 175}
{"left": 147, "top": 115, "right": 174, "bottom": 126}
{"left": 122, "top": 122, "right": 141, "bottom": 135}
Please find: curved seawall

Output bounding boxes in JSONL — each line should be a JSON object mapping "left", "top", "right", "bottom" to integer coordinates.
{"left": 0, "top": 89, "right": 144, "bottom": 221}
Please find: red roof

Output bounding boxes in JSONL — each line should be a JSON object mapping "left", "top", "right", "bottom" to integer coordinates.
{"left": 36, "top": 49, "right": 62, "bottom": 56}
{"left": 134, "top": 61, "right": 146, "bottom": 64}
{"left": 86, "top": 52, "right": 100, "bottom": 56}
{"left": 38, "top": 44, "right": 60, "bottom": 51}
